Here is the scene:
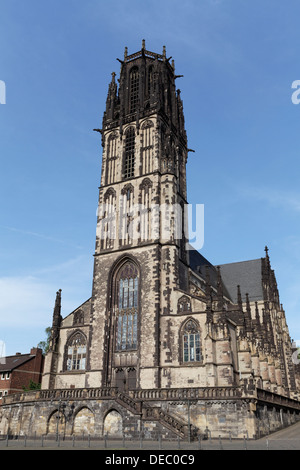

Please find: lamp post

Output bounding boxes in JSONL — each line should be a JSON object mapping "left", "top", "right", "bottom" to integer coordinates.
{"left": 187, "top": 399, "right": 197, "bottom": 443}
{"left": 55, "top": 399, "right": 65, "bottom": 442}
{"left": 50, "top": 396, "right": 74, "bottom": 441}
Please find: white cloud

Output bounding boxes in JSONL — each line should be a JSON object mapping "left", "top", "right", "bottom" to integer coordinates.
{"left": 0, "top": 275, "right": 55, "bottom": 327}
{"left": 241, "top": 186, "right": 300, "bottom": 213}
{"left": 0, "top": 255, "right": 93, "bottom": 328}
{"left": 1, "top": 225, "right": 83, "bottom": 249}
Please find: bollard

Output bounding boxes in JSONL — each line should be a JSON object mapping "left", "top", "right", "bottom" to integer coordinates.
{"left": 266, "top": 439, "right": 269, "bottom": 450}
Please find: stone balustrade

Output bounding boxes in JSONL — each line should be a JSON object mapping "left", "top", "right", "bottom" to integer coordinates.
{"left": 3, "top": 385, "right": 300, "bottom": 415}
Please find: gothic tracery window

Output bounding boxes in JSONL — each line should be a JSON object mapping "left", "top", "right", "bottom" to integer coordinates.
{"left": 106, "top": 133, "right": 118, "bottom": 184}
{"left": 66, "top": 332, "right": 87, "bottom": 371}
{"left": 115, "top": 262, "right": 139, "bottom": 351}
{"left": 73, "top": 309, "right": 84, "bottom": 326}
{"left": 141, "top": 120, "right": 154, "bottom": 175}
{"left": 120, "top": 183, "right": 134, "bottom": 245}
{"left": 101, "top": 187, "right": 116, "bottom": 250}
{"left": 182, "top": 320, "right": 201, "bottom": 363}
{"left": 139, "top": 178, "right": 152, "bottom": 242}
{"left": 178, "top": 296, "right": 191, "bottom": 314}
{"left": 130, "top": 67, "right": 139, "bottom": 113}
{"left": 124, "top": 127, "right": 135, "bottom": 179}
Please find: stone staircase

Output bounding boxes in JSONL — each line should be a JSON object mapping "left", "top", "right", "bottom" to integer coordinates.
{"left": 116, "top": 391, "right": 199, "bottom": 440}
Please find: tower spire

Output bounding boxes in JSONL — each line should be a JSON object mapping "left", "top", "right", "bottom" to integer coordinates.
{"left": 245, "top": 293, "right": 252, "bottom": 332}
{"left": 265, "top": 245, "right": 270, "bottom": 267}
{"left": 205, "top": 266, "right": 213, "bottom": 313}
{"left": 49, "top": 289, "right": 62, "bottom": 352}
{"left": 237, "top": 285, "right": 243, "bottom": 311}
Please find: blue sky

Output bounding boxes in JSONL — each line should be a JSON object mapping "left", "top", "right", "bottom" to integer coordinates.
{"left": 0, "top": 0, "right": 300, "bottom": 356}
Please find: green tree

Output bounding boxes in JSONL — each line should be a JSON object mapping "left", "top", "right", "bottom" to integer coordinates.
{"left": 22, "top": 380, "right": 41, "bottom": 392}
{"left": 37, "top": 326, "right": 52, "bottom": 354}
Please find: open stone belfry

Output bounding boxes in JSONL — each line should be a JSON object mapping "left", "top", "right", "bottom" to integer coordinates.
{"left": 1, "top": 41, "right": 300, "bottom": 440}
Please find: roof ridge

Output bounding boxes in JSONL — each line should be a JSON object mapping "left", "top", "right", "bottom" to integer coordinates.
{"left": 218, "top": 258, "right": 261, "bottom": 267}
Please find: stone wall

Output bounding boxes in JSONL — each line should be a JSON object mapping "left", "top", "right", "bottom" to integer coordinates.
{"left": 1, "top": 387, "right": 299, "bottom": 440}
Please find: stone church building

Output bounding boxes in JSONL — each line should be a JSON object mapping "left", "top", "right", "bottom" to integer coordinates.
{"left": 1, "top": 42, "right": 300, "bottom": 440}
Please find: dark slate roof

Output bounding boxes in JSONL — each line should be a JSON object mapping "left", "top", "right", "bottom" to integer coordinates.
{"left": 0, "top": 353, "right": 33, "bottom": 373}
{"left": 218, "top": 259, "right": 263, "bottom": 303}
{"left": 188, "top": 244, "right": 264, "bottom": 304}
{"left": 188, "top": 244, "right": 231, "bottom": 300}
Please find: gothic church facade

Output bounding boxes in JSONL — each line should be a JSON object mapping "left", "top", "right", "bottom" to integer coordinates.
{"left": 1, "top": 42, "right": 300, "bottom": 440}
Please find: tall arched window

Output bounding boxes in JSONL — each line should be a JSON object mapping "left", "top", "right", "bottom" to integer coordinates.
{"left": 141, "top": 120, "right": 154, "bottom": 175}
{"left": 65, "top": 332, "right": 87, "bottom": 370}
{"left": 115, "top": 262, "right": 139, "bottom": 351}
{"left": 106, "top": 132, "right": 118, "bottom": 184}
{"left": 182, "top": 320, "right": 201, "bottom": 363}
{"left": 130, "top": 67, "right": 139, "bottom": 113}
{"left": 124, "top": 127, "right": 135, "bottom": 179}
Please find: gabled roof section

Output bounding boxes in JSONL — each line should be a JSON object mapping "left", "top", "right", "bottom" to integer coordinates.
{"left": 188, "top": 244, "right": 231, "bottom": 300}
{"left": 218, "top": 259, "right": 263, "bottom": 303}
{"left": 188, "top": 245, "right": 264, "bottom": 304}
{"left": 0, "top": 353, "right": 33, "bottom": 373}
{"left": 62, "top": 297, "right": 92, "bottom": 321}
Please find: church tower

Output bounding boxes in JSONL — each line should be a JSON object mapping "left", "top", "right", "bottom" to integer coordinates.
{"left": 4, "top": 42, "right": 300, "bottom": 442}
{"left": 87, "top": 41, "right": 190, "bottom": 391}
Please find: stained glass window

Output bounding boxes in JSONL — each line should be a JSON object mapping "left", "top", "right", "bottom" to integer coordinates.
{"left": 66, "top": 332, "right": 86, "bottom": 370}
{"left": 182, "top": 320, "right": 201, "bottom": 363}
{"left": 116, "top": 262, "right": 139, "bottom": 351}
